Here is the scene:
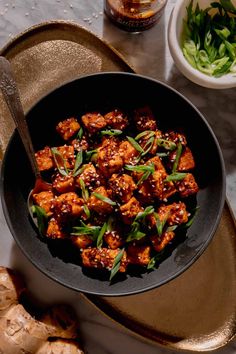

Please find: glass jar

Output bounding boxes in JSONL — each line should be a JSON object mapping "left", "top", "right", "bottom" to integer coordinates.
{"left": 104, "top": 0, "right": 167, "bottom": 32}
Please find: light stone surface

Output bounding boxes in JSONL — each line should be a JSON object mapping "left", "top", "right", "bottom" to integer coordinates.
{"left": 0, "top": 1, "right": 235, "bottom": 353}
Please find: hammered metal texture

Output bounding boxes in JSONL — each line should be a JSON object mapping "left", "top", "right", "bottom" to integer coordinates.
{"left": 0, "top": 20, "right": 235, "bottom": 352}
{"left": 0, "top": 21, "right": 133, "bottom": 158}
{"left": 88, "top": 205, "right": 236, "bottom": 351}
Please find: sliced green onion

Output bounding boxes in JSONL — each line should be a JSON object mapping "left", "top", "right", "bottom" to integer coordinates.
{"left": 92, "top": 192, "right": 116, "bottom": 206}
{"left": 135, "top": 130, "right": 155, "bottom": 140}
{"left": 83, "top": 205, "right": 90, "bottom": 219}
{"left": 79, "top": 178, "right": 89, "bottom": 201}
{"left": 109, "top": 248, "right": 125, "bottom": 281}
{"left": 77, "top": 127, "right": 83, "bottom": 140}
{"left": 125, "top": 164, "right": 155, "bottom": 173}
{"left": 172, "top": 143, "right": 182, "bottom": 173}
{"left": 135, "top": 206, "right": 154, "bottom": 222}
{"left": 72, "top": 222, "right": 101, "bottom": 241}
{"left": 96, "top": 222, "right": 107, "bottom": 249}
{"left": 147, "top": 250, "right": 165, "bottom": 270}
{"left": 157, "top": 139, "right": 176, "bottom": 151}
{"left": 51, "top": 147, "right": 69, "bottom": 177}
{"left": 101, "top": 129, "right": 122, "bottom": 136}
{"left": 73, "top": 150, "right": 83, "bottom": 176}
{"left": 126, "top": 136, "right": 144, "bottom": 153}
{"left": 31, "top": 205, "right": 48, "bottom": 236}
{"left": 165, "top": 172, "right": 187, "bottom": 182}
{"left": 85, "top": 149, "right": 97, "bottom": 162}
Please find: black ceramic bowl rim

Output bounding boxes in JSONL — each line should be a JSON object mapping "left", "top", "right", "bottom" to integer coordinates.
{"left": 0, "top": 72, "right": 226, "bottom": 296}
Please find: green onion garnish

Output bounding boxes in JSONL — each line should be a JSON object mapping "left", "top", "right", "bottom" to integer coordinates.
{"left": 109, "top": 248, "right": 125, "bottom": 281}
{"left": 92, "top": 192, "right": 116, "bottom": 206}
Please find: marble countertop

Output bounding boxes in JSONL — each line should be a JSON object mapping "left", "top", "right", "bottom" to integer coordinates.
{"left": 0, "top": 1, "right": 235, "bottom": 353}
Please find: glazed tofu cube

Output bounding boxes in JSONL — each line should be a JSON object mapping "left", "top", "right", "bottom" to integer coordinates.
{"left": 75, "top": 163, "right": 102, "bottom": 191}
{"left": 71, "top": 235, "right": 93, "bottom": 249}
{"left": 97, "top": 138, "right": 123, "bottom": 177}
{"left": 104, "top": 230, "right": 125, "bottom": 249}
{"left": 32, "top": 190, "right": 54, "bottom": 216}
{"left": 81, "top": 112, "right": 107, "bottom": 134}
{"left": 169, "top": 147, "right": 195, "bottom": 171}
{"left": 46, "top": 218, "right": 67, "bottom": 239}
{"left": 109, "top": 174, "right": 137, "bottom": 203}
{"left": 56, "top": 117, "right": 80, "bottom": 141}
{"left": 35, "top": 146, "right": 54, "bottom": 171}
{"left": 119, "top": 140, "right": 139, "bottom": 164}
{"left": 127, "top": 244, "right": 151, "bottom": 266}
{"left": 104, "top": 109, "right": 128, "bottom": 130}
{"left": 55, "top": 145, "right": 75, "bottom": 169}
{"left": 137, "top": 180, "right": 154, "bottom": 204}
{"left": 164, "top": 131, "right": 187, "bottom": 146}
{"left": 138, "top": 130, "right": 162, "bottom": 155}
{"left": 71, "top": 136, "right": 89, "bottom": 152}
{"left": 147, "top": 156, "right": 166, "bottom": 173}
{"left": 52, "top": 192, "right": 83, "bottom": 221}
{"left": 158, "top": 202, "right": 188, "bottom": 226}
{"left": 81, "top": 248, "right": 128, "bottom": 272}
{"left": 133, "top": 106, "right": 157, "bottom": 131}
{"left": 88, "top": 186, "right": 114, "bottom": 215}
{"left": 150, "top": 170, "right": 167, "bottom": 199}
{"left": 52, "top": 173, "right": 75, "bottom": 194}
{"left": 161, "top": 180, "right": 177, "bottom": 201}
{"left": 150, "top": 231, "right": 175, "bottom": 252}
{"left": 120, "top": 197, "right": 143, "bottom": 224}
{"left": 175, "top": 173, "right": 199, "bottom": 198}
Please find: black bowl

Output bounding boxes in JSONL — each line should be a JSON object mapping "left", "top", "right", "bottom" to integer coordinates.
{"left": 0, "top": 72, "right": 225, "bottom": 296}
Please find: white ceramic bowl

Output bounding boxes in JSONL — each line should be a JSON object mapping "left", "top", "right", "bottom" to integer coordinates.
{"left": 168, "top": 0, "right": 236, "bottom": 89}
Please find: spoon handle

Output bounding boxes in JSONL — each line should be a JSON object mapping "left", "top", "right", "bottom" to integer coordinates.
{"left": 0, "top": 56, "right": 40, "bottom": 179}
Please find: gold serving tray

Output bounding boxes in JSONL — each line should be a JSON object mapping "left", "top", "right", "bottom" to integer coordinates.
{"left": 0, "top": 21, "right": 235, "bottom": 352}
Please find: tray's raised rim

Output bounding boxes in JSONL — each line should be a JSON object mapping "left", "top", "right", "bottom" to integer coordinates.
{"left": 0, "top": 19, "right": 135, "bottom": 73}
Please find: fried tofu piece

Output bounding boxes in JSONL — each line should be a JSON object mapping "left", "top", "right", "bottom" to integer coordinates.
{"left": 161, "top": 180, "right": 177, "bottom": 201}
{"left": 71, "top": 235, "right": 93, "bottom": 249}
{"left": 164, "top": 131, "right": 187, "bottom": 146}
{"left": 71, "top": 136, "right": 89, "bottom": 152}
{"left": 127, "top": 244, "right": 151, "bottom": 266}
{"left": 151, "top": 231, "right": 175, "bottom": 252}
{"left": 52, "top": 192, "right": 83, "bottom": 221}
{"left": 32, "top": 190, "right": 54, "bottom": 216}
{"left": 119, "top": 140, "right": 139, "bottom": 164}
{"left": 120, "top": 197, "right": 143, "bottom": 224}
{"left": 46, "top": 218, "right": 67, "bottom": 239}
{"left": 133, "top": 106, "right": 157, "bottom": 131}
{"left": 35, "top": 146, "right": 54, "bottom": 171}
{"left": 56, "top": 117, "right": 80, "bottom": 141}
{"left": 104, "top": 230, "right": 125, "bottom": 250}
{"left": 75, "top": 163, "right": 102, "bottom": 191}
{"left": 169, "top": 147, "right": 195, "bottom": 171}
{"left": 81, "top": 112, "right": 107, "bottom": 134}
{"left": 175, "top": 173, "right": 199, "bottom": 198}
{"left": 55, "top": 145, "right": 75, "bottom": 169}
{"left": 88, "top": 186, "right": 114, "bottom": 215}
{"left": 138, "top": 130, "right": 162, "bottom": 155}
{"left": 97, "top": 137, "right": 123, "bottom": 177}
{"left": 158, "top": 202, "right": 188, "bottom": 226}
{"left": 149, "top": 170, "right": 167, "bottom": 199}
{"left": 104, "top": 109, "right": 129, "bottom": 130}
{"left": 52, "top": 173, "right": 75, "bottom": 194}
{"left": 137, "top": 180, "right": 154, "bottom": 204}
{"left": 109, "top": 174, "right": 136, "bottom": 203}
{"left": 147, "top": 156, "right": 166, "bottom": 173}
{"left": 81, "top": 248, "right": 128, "bottom": 272}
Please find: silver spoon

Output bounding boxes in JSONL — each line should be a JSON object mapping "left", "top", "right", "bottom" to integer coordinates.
{"left": 0, "top": 56, "right": 51, "bottom": 214}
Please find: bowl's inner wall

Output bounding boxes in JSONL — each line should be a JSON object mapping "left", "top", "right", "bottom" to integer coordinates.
{"left": 1, "top": 73, "right": 225, "bottom": 295}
